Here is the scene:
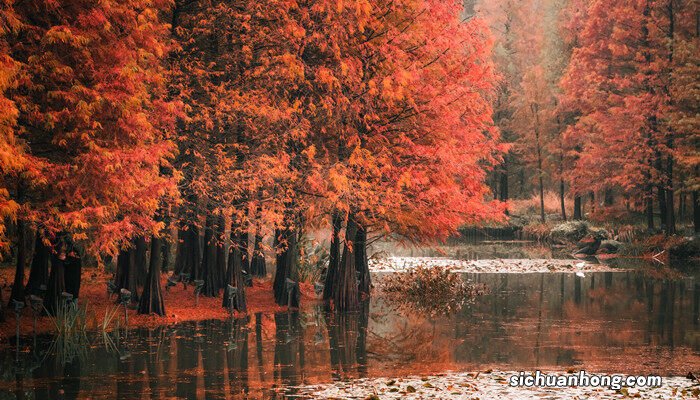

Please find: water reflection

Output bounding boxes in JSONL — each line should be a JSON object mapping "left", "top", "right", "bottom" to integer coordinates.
{"left": 0, "top": 270, "right": 698, "bottom": 399}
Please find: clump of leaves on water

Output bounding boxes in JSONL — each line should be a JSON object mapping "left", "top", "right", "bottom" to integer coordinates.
{"left": 380, "top": 266, "right": 487, "bottom": 318}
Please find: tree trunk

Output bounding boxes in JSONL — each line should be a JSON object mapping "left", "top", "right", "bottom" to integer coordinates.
{"left": 559, "top": 178, "right": 567, "bottom": 221}
{"left": 173, "top": 227, "right": 185, "bottom": 275}
{"left": 323, "top": 212, "right": 343, "bottom": 301}
{"left": 658, "top": 184, "right": 668, "bottom": 232}
{"left": 240, "top": 227, "right": 249, "bottom": 280}
{"left": 223, "top": 229, "right": 247, "bottom": 312}
{"left": 201, "top": 214, "right": 220, "bottom": 297}
{"left": 64, "top": 250, "right": 82, "bottom": 300}
{"left": 161, "top": 212, "right": 172, "bottom": 273}
{"left": 273, "top": 225, "right": 298, "bottom": 306}
{"left": 604, "top": 189, "right": 613, "bottom": 206}
{"left": 44, "top": 246, "right": 66, "bottom": 315}
{"left": 499, "top": 162, "right": 509, "bottom": 201}
{"left": 273, "top": 228, "right": 282, "bottom": 300}
{"left": 115, "top": 245, "right": 138, "bottom": 303}
{"left": 664, "top": 0, "right": 676, "bottom": 235}
{"left": 538, "top": 176, "right": 545, "bottom": 222}
{"left": 573, "top": 195, "right": 582, "bottom": 220}
{"left": 665, "top": 156, "right": 676, "bottom": 234}
{"left": 332, "top": 215, "right": 359, "bottom": 311}
{"left": 532, "top": 104, "right": 545, "bottom": 223}
{"left": 26, "top": 231, "right": 50, "bottom": 295}
{"left": 250, "top": 231, "right": 266, "bottom": 278}
{"left": 646, "top": 188, "right": 655, "bottom": 231}
{"left": 134, "top": 236, "right": 148, "bottom": 287}
{"left": 161, "top": 236, "right": 171, "bottom": 273}
{"left": 174, "top": 222, "right": 201, "bottom": 281}
{"left": 9, "top": 219, "right": 26, "bottom": 306}
{"left": 216, "top": 214, "right": 228, "bottom": 289}
{"left": 138, "top": 236, "right": 166, "bottom": 316}
{"left": 250, "top": 201, "right": 266, "bottom": 277}
{"left": 355, "top": 224, "right": 371, "bottom": 296}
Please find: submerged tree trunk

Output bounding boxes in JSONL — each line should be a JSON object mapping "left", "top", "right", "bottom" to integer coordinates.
{"left": 26, "top": 232, "right": 50, "bottom": 295}
{"left": 323, "top": 212, "right": 343, "bottom": 301}
{"left": 332, "top": 215, "right": 360, "bottom": 311}
{"left": 138, "top": 236, "right": 166, "bottom": 316}
{"left": 115, "top": 245, "right": 138, "bottom": 303}
{"left": 201, "top": 214, "right": 220, "bottom": 297}
{"left": 355, "top": 224, "right": 371, "bottom": 296}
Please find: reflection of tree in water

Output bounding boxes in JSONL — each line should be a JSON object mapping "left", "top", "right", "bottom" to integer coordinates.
{"left": 324, "top": 301, "right": 369, "bottom": 381}
{"left": 273, "top": 311, "right": 304, "bottom": 388}
{"left": 143, "top": 326, "right": 169, "bottom": 397}
{"left": 255, "top": 312, "right": 265, "bottom": 384}
{"left": 25, "top": 352, "right": 81, "bottom": 400}
{"left": 450, "top": 271, "right": 699, "bottom": 374}
{"left": 202, "top": 320, "right": 226, "bottom": 398}
{"left": 226, "top": 317, "right": 250, "bottom": 396}
{"left": 117, "top": 339, "right": 145, "bottom": 400}
{"left": 175, "top": 321, "right": 198, "bottom": 398}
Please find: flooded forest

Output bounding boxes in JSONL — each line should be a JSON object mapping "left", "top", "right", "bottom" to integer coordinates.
{"left": 0, "top": 0, "right": 698, "bottom": 399}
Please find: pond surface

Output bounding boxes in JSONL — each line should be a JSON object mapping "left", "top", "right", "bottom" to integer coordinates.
{"left": 0, "top": 255, "right": 698, "bottom": 399}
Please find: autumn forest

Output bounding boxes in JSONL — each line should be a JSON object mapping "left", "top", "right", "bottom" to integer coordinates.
{"left": 0, "top": 0, "right": 698, "bottom": 397}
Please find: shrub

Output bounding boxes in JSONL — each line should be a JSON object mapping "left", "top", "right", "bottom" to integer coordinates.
{"left": 522, "top": 222, "right": 554, "bottom": 242}
{"left": 549, "top": 220, "right": 590, "bottom": 243}
{"left": 379, "top": 266, "right": 487, "bottom": 318}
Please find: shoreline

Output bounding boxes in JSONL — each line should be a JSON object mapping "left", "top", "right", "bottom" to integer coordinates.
{"left": 0, "top": 255, "right": 694, "bottom": 340}
{"left": 0, "top": 269, "right": 317, "bottom": 340}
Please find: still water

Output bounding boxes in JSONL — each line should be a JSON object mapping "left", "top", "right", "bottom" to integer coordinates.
{"left": 0, "top": 267, "right": 698, "bottom": 399}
